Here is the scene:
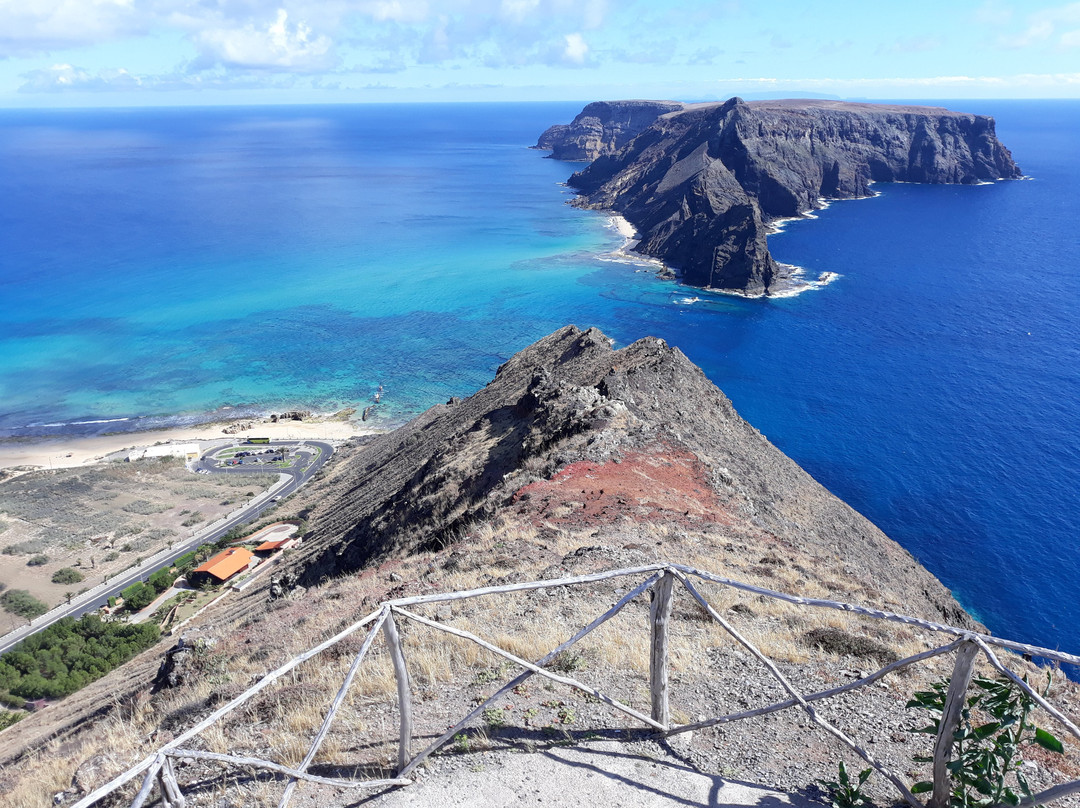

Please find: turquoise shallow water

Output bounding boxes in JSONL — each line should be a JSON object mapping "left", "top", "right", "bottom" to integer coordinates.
{"left": 1, "top": 100, "right": 1078, "bottom": 662}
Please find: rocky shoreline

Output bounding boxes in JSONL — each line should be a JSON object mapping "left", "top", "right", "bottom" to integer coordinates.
{"left": 538, "top": 98, "right": 1021, "bottom": 296}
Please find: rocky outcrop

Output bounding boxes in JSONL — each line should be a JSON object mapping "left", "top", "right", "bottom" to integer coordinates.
{"left": 282, "top": 325, "right": 973, "bottom": 629}
{"left": 542, "top": 98, "right": 1021, "bottom": 295}
{"left": 534, "top": 100, "right": 684, "bottom": 161}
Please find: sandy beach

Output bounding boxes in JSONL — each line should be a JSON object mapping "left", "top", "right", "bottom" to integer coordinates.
{"left": 0, "top": 418, "right": 380, "bottom": 472}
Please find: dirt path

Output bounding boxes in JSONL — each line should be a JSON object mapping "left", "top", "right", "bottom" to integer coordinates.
{"left": 350, "top": 739, "right": 819, "bottom": 808}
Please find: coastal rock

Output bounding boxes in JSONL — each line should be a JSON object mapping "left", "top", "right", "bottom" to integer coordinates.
{"left": 542, "top": 98, "right": 1021, "bottom": 295}
{"left": 534, "top": 100, "right": 684, "bottom": 161}
{"left": 286, "top": 325, "right": 972, "bottom": 629}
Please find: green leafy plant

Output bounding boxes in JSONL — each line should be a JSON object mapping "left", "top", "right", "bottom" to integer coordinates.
{"left": 817, "top": 761, "right": 872, "bottom": 808}
{"left": 482, "top": 707, "right": 507, "bottom": 728}
{"left": 907, "top": 674, "right": 1064, "bottom": 807}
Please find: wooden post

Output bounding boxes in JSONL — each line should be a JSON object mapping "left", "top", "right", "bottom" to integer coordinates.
{"left": 384, "top": 610, "right": 413, "bottom": 774}
{"left": 157, "top": 756, "right": 186, "bottom": 808}
{"left": 129, "top": 756, "right": 164, "bottom": 808}
{"left": 650, "top": 571, "right": 675, "bottom": 727}
{"left": 931, "top": 639, "right": 979, "bottom": 808}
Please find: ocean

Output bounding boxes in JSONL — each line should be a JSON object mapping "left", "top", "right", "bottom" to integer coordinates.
{"left": 0, "top": 100, "right": 1077, "bottom": 660}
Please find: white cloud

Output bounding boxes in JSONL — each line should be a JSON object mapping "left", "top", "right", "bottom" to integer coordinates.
{"left": 358, "top": 0, "right": 431, "bottom": 24}
{"left": 998, "top": 2, "right": 1080, "bottom": 48}
{"left": 974, "top": 1, "right": 1014, "bottom": 26}
{"left": 0, "top": 0, "right": 144, "bottom": 56}
{"left": 500, "top": 0, "right": 541, "bottom": 25}
{"left": 563, "top": 32, "right": 588, "bottom": 64}
{"left": 19, "top": 62, "right": 142, "bottom": 92}
{"left": 193, "top": 9, "right": 335, "bottom": 71}
{"left": 711, "top": 72, "right": 1080, "bottom": 93}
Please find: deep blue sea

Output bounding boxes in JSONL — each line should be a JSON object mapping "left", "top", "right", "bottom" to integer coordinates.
{"left": 1, "top": 100, "right": 1078, "bottom": 660}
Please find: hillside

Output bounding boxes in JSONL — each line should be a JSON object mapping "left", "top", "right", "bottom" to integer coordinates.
{"left": 5, "top": 327, "right": 1079, "bottom": 808}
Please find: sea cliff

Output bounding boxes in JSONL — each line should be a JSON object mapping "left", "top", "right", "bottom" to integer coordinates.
{"left": 17, "top": 327, "right": 1080, "bottom": 808}
{"left": 534, "top": 100, "right": 684, "bottom": 161}
{"left": 539, "top": 98, "right": 1021, "bottom": 295}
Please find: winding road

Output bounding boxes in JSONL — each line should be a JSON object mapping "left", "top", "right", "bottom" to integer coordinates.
{"left": 0, "top": 440, "right": 334, "bottom": 656}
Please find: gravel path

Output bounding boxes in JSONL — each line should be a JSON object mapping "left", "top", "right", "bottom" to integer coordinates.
{"left": 358, "top": 739, "right": 819, "bottom": 808}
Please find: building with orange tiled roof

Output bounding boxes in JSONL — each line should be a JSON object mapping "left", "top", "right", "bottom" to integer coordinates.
{"left": 255, "top": 537, "right": 298, "bottom": 553}
{"left": 190, "top": 547, "right": 256, "bottom": 585}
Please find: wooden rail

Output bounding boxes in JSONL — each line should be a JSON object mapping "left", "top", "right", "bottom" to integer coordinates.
{"left": 70, "top": 563, "right": 1080, "bottom": 808}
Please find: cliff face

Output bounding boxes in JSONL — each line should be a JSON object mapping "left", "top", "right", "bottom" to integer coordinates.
{"left": 534, "top": 100, "right": 684, "bottom": 161}
{"left": 544, "top": 98, "right": 1021, "bottom": 295}
{"left": 282, "top": 325, "right": 972, "bottom": 630}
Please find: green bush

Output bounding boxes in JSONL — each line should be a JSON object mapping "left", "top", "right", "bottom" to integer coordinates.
{"left": 26, "top": 554, "right": 49, "bottom": 567}
{"left": 148, "top": 568, "right": 175, "bottom": 595}
{"left": 174, "top": 551, "right": 198, "bottom": 574}
{"left": 2, "top": 539, "right": 48, "bottom": 556}
{"left": 0, "top": 590, "right": 48, "bottom": 619}
{"left": 50, "top": 568, "right": 84, "bottom": 585}
{"left": 0, "top": 615, "right": 159, "bottom": 700}
{"left": 120, "top": 582, "right": 156, "bottom": 612}
{"left": 908, "top": 674, "right": 1064, "bottom": 807}
{"left": 0, "top": 690, "right": 24, "bottom": 709}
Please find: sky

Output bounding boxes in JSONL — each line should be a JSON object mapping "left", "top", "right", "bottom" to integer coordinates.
{"left": 1, "top": 0, "right": 1080, "bottom": 106}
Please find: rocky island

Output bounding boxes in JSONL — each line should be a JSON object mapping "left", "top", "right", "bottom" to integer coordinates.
{"left": 537, "top": 98, "right": 1022, "bottom": 295}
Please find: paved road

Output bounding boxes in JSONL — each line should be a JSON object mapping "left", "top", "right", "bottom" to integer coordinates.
{"left": 0, "top": 440, "right": 333, "bottom": 655}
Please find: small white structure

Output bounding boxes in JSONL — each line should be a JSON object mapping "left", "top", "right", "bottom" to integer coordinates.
{"left": 126, "top": 443, "right": 201, "bottom": 462}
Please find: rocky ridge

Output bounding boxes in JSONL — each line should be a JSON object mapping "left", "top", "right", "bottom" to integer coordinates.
{"left": 539, "top": 98, "right": 1022, "bottom": 295}
{"left": 534, "top": 100, "right": 684, "bottom": 161}
{"left": 10, "top": 327, "right": 1080, "bottom": 808}
{"left": 280, "top": 325, "right": 970, "bottom": 629}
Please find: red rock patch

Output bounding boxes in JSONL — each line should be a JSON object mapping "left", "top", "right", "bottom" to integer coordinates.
{"left": 512, "top": 445, "right": 730, "bottom": 528}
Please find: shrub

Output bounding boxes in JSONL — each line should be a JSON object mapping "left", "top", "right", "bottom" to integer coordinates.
{"left": 51, "top": 568, "right": 84, "bottom": 585}
{"left": 0, "top": 690, "right": 24, "bottom": 709}
{"left": 817, "top": 762, "right": 872, "bottom": 808}
{"left": 120, "top": 582, "right": 157, "bottom": 612}
{"left": 121, "top": 499, "right": 168, "bottom": 515}
{"left": 148, "top": 568, "right": 175, "bottom": 595}
{"left": 0, "top": 590, "right": 49, "bottom": 619}
{"left": 803, "top": 627, "right": 898, "bottom": 665}
{"left": 26, "top": 554, "right": 49, "bottom": 567}
{"left": 2, "top": 539, "right": 48, "bottom": 556}
{"left": 174, "top": 551, "right": 198, "bottom": 573}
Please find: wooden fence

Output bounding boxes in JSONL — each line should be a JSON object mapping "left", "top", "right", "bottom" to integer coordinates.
{"left": 71, "top": 563, "right": 1080, "bottom": 808}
